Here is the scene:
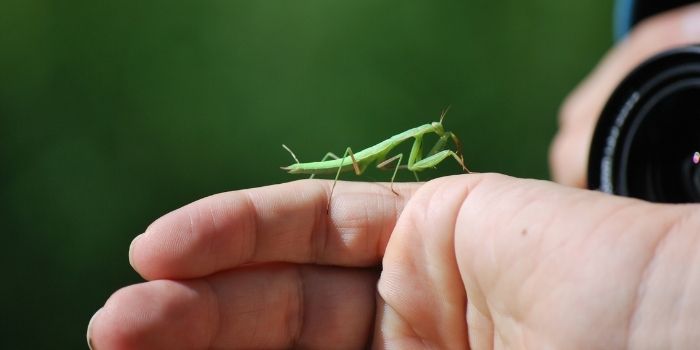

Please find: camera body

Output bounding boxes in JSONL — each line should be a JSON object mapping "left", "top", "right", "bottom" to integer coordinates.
{"left": 587, "top": 0, "right": 700, "bottom": 203}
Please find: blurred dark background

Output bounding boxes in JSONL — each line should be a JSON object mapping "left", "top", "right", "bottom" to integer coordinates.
{"left": 1, "top": 1, "right": 611, "bottom": 348}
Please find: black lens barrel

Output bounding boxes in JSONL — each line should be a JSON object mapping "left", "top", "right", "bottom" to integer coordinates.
{"left": 587, "top": 45, "right": 700, "bottom": 203}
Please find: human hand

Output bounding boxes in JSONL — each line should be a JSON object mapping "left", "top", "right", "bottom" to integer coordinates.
{"left": 550, "top": 4, "right": 700, "bottom": 187}
{"left": 88, "top": 5, "right": 700, "bottom": 349}
{"left": 87, "top": 174, "right": 700, "bottom": 349}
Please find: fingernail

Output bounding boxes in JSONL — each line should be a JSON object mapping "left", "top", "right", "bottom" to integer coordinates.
{"left": 129, "top": 233, "right": 143, "bottom": 268}
{"left": 87, "top": 308, "right": 101, "bottom": 350}
{"left": 682, "top": 5, "right": 700, "bottom": 37}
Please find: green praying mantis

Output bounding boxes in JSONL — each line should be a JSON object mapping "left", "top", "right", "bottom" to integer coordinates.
{"left": 281, "top": 109, "right": 470, "bottom": 210}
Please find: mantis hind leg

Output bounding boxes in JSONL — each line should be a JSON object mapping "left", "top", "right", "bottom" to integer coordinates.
{"left": 327, "top": 147, "right": 360, "bottom": 213}
{"left": 309, "top": 152, "right": 340, "bottom": 179}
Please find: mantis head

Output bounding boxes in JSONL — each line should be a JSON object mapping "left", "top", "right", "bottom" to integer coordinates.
{"left": 431, "top": 121, "right": 445, "bottom": 134}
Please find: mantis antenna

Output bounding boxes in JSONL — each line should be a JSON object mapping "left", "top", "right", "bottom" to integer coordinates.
{"left": 439, "top": 105, "right": 451, "bottom": 124}
{"left": 282, "top": 144, "right": 301, "bottom": 164}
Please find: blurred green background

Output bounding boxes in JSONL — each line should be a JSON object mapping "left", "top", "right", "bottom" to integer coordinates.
{"left": 1, "top": 1, "right": 611, "bottom": 348}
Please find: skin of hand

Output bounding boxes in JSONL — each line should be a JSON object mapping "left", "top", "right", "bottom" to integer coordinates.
{"left": 88, "top": 4, "right": 700, "bottom": 349}
{"left": 87, "top": 176, "right": 700, "bottom": 349}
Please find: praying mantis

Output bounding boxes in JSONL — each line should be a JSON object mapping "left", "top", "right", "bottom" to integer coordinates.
{"left": 281, "top": 109, "right": 470, "bottom": 210}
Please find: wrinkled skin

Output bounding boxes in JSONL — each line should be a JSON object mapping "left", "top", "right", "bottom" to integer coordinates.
{"left": 88, "top": 5, "right": 700, "bottom": 349}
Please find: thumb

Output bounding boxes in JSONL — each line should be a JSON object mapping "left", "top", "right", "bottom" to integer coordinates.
{"left": 454, "top": 174, "right": 700, "bottom": 348}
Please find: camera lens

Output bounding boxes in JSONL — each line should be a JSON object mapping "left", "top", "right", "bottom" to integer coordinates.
{"left": 588, "top": 45, "right": 700, "bottom": 203}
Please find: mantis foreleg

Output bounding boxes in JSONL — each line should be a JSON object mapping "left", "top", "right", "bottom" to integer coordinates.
{"left": 428, "top": 133, "right": 450, "bottom": 156}
{"left": 407, "top": 135, "right": 423, "bottom": 182}
{"left": 408, "top": 134, "right": 424, "bottom": 166}
{"left": 423, "top": 132, "right": 468, "bottom": 172}
{"left": 410, "top": 149, "right": 469, "bottom": 172}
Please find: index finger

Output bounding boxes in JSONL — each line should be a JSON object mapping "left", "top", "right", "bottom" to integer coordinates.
{"left": 129, "top": 180, "right": 421, "bottom": 280}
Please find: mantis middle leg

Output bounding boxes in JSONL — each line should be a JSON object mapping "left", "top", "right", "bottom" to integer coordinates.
{"left": 376, "top": 153, "right": 404, "bottom": 195}
{"left": 377, "top": 133, "right": 427, "bottom": 192}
